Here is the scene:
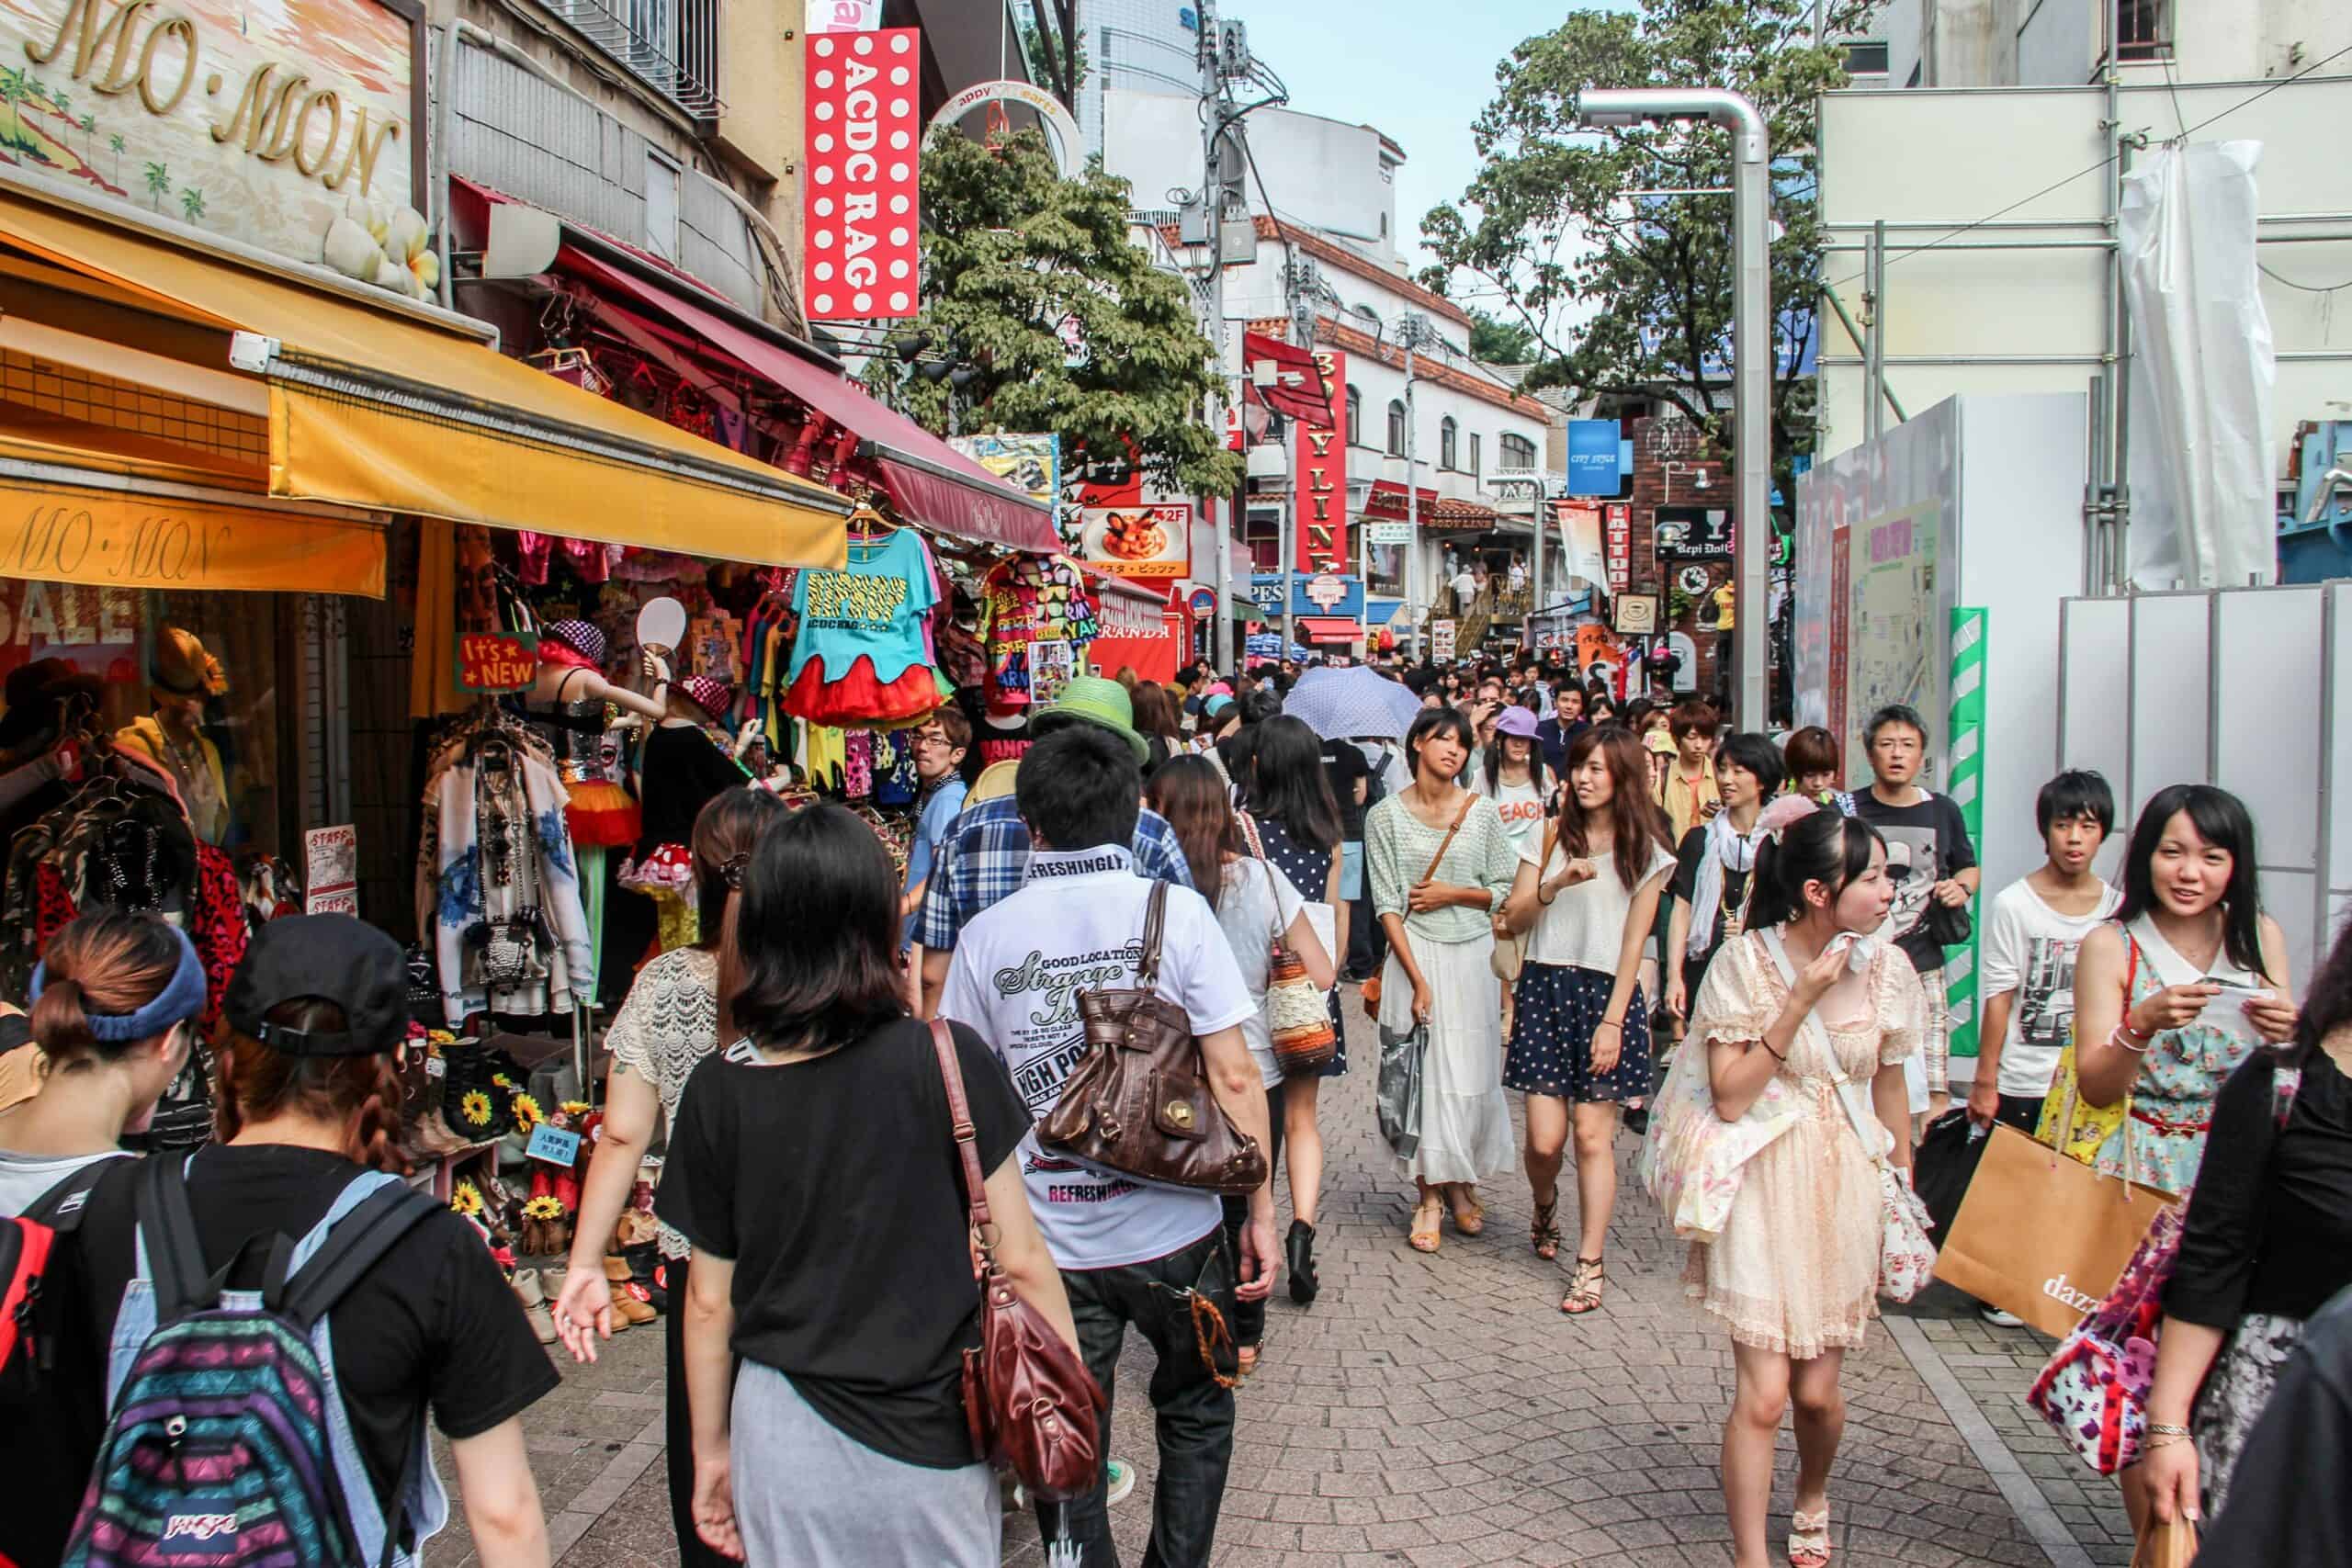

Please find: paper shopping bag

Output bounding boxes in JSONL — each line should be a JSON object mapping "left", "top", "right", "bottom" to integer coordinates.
{"left": 2131, "top": 1517, "right": 2198, "bottom": 1568}
{"left": 1933, "top": 1124, "right": 2177, "bottom": 1337}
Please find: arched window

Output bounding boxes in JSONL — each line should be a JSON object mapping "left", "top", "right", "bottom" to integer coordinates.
{"left": 1439, "top": 417, "right": 1458, "bottom": 469}
{"left": 1500, "top": 433, "right": 1537, "bottom": 471}
{"left": 1345, "top": 385, "right": 1362, "bottom": 446}
{"left": 1385, "top": 400, "right": 1407, "bottom": 457}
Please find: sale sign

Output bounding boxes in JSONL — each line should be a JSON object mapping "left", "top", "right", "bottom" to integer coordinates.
{"left": 803, "top": 28, "right": 922, "bottom": 321}
{"left": 1292, "top": 348, "right": 1348, "bottom": 575}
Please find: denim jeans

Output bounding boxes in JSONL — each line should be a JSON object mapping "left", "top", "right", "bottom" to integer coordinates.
{"left": 1035, "top": 1227, "right": 1240, "bottom": 1568}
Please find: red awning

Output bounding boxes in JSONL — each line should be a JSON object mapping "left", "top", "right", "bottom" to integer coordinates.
{"left": 1241, "top": 331, "right": 1333, "bottom": 428}
{"left": 1297, "top": 616, "right": 1363, "bottom": 643}
{"left": 552, "top": 243, "right": 1057, "bottom": 554}
{"left": 1077, "top": 562, "right": 1169, "bottom": 637}
{"left": 1363, "top": 479, "right": 1441, "bottom": 518}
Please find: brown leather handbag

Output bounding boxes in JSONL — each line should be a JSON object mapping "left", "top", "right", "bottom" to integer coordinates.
{"left": 928, "top": 1021, "right": 1105, "bottom": 1502}
{"left": 1037, "top": 882, "right": 1270, "bottom": 1194}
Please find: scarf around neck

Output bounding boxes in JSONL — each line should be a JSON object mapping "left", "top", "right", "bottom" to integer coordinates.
{"left": 1688, "top": 809, "right": 1768, "bottom": 959}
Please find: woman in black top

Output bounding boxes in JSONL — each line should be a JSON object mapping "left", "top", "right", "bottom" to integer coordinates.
{"left": 2142, "top": 915, "right": 2352, "bottom": 1528}
{"left": 1131, "top": 682, "right": 1183, "bottom": 777}
{"left": 70, "top": 916, "right": 560, "bottom": 1567}
{"left": 1241, "top": 717, "right": 1348, "bottom": 1305}
{"left": 657, "top": 806, "right": 1077, "bottom": 1565}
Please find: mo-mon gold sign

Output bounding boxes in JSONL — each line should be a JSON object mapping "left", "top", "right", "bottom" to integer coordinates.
{"left": 0, "top": 0, "right": 421, "bottom": 268}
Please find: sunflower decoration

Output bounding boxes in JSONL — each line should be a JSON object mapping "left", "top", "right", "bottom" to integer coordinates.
{"left": 511, "top": 1093, "right": 545, "bottom": 1133}
{"left": 450, "top": 1180, "right": 485, "bottom": 1218}
{"left": 457, "top": 1089, "right": 495, "bottom": 1130}
{"left": 560, "top": 1100, "right": 591, "bottom": 1119}
{"left": 522, "top": 1194, "right": 564, "bottom": 1222}
{"left": 427, "top": 1029, "right": 458, "bottom": 1046}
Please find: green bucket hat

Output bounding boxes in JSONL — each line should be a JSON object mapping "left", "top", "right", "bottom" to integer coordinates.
{"left": 1033, "top": 674, "right": 1149, "bottom": 764}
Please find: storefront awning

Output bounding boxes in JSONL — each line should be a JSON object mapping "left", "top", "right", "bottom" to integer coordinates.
{"left": 0, "top": 181, "right": 851, "bottom": 570}
{"left": 552, "top": 243, "right": 1057, "bottom": 555}
{"left": 1296, "top": 617, "right": 1363, "bottom": 643}
{"left": 1076, "top": 564, "right": 1169, "bottom": 637}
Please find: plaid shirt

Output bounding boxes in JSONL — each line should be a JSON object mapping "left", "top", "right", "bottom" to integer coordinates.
{"left": 914, "top": 793, "right": 1192, "bottom": 952}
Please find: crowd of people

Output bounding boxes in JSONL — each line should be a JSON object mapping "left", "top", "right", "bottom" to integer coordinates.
{"left": 0, "top": 645, "right": 2342, "bottom": 1568}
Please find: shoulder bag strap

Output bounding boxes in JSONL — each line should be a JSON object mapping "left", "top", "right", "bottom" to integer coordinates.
{"left": 927, "top": 1020, "right": 997, "bottom": 1256}
{"left": 138, "top": 1152, "right": 213, "bottom": 1324}
{"left": 1419, "top": 794, "right": 1476, "bottom": 886}
{"left": 275, "top": 1183, "right": 445, "bottom": 1329}
{"left": 22, "top": 1155, "right": 116, "bottom": 1232}
{"left": 1137, "top": 879, "right": 1170, "bottom": 990}
{"left": 1758, "top": 929, "right": 1891, "bottom": 1166}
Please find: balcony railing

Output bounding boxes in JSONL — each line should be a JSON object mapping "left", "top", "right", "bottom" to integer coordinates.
{"left": 555, "top": 0, "right": 721, "bottom": 119}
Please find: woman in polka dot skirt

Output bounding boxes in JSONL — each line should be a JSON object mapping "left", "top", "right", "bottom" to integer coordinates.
{"left": 1500, "top": 725, "right": 1676, "bottom": 1314}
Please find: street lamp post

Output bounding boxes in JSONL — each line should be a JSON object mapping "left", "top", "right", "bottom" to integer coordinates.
{"left": 1573, "top": 88, "right": 1771, "bottom": 730}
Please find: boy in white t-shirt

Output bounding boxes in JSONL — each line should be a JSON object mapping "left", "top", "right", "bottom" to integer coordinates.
{"left": 1971, "top": 769, "right": 2120, "bottom": 1137}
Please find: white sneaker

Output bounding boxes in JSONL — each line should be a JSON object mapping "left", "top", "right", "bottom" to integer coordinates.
{"left": 1015, "top": 1460, "right": 1137, "bottom": 1512}
{"left": 1980, "top": 1306, "right": 2025, "bottom": 1328}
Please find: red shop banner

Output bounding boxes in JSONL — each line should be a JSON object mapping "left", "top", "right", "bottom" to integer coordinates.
{"left": 1604, "top": 501, "right": 1632, "bottom": 592}
{"left": 803, "top": 28, "right": 922, "bottom": 321}
{"left": 1292, "top": 348, "right": 1348, "bottom": 575}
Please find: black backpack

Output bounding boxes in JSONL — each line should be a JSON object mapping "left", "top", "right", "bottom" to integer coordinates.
{"left": 1, "top": 1157, "right": 115, "bottom": 1382}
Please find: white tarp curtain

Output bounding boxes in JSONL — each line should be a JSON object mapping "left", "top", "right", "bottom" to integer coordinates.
{"left": 1556, "top": 502, "right": 1608, "bottom": 590}
{"left": 2120, "top": 141, "right": 2278, "bottom": 591}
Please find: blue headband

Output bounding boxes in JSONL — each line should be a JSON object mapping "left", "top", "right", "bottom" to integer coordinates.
{"left": 30, "top": 926, "right": 207, "bottom": 1042}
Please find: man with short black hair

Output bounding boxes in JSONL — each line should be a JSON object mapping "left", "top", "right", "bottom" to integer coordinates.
{"left": 1536, "top": 683, "right": 1587, "bottom": 774}
{"left": 942, "top": 723, "right": 1275, "bottom": 1568}
{"left": 1848, "top": 703, "right": 1981, "bottom": 1121}
{"left": 1657, "top": 700, "right": 1723, "bottom": 842}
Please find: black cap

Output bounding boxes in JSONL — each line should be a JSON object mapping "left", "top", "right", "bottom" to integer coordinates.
{"left": 224, "top": 916, "right": 412, "bottom": 1056}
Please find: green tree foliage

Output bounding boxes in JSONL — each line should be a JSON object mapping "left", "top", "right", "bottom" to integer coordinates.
{"left": 1421, "top": 0, "right": 1863, "bottom": 472}
{"left": 879, "top": 130, "right": 1241, "bottom": 498}
{"left": 1467, "top": 309, "right": 1539, "bottom": 365}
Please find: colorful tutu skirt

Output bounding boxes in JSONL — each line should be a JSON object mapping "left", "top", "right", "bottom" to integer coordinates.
{"left": 563, "top": 777, "right": 641, "bottom": 848}
{"left": 782, "top": 654, "right": 947, "bottom": 727}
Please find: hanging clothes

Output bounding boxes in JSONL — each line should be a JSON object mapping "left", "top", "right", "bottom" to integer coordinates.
{"left": 783, "top": 528, "right": 944, "bottom": 727}
{"left": 978, "top": 556, "right": 1099, "bottom": 715}
{"left": 616, "top": 722, "right": 747, "bottom": 954}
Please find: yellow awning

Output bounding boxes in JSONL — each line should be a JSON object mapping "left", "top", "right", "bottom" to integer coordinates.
{"left": 0, "top": 466, "right": 388, "bottom": 597}
{"left": 0, "top": 186, "right": 848, "bottom": 570}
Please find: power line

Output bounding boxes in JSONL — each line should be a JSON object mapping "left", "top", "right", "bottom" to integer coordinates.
{"left": 1820, "top": 40, "right": 2352, "bottom": 295}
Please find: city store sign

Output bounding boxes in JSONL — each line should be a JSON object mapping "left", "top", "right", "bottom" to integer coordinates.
{"left": 0, "top": 0, "right": 423, "bottom": 268}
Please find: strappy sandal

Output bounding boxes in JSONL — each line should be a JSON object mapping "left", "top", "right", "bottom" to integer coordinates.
{"left": 1530, "top": 1194, "right": 1562, "bottom": 1261}
{"left": 1789, "top": 1506, "right": 1831, "bottom": 1567}
{"left": 1237, "top": 1345, "right": 1260, "bottom": 1378}
{"left": 1448, "top": 1187, "right": 1486, "bottom": 1235}
{"left": 1560, "top": 1256, "right": 1606, "bottom": 1315}
{"left": 1408, "top": 1198, "right": 1443, "bottom": 1253}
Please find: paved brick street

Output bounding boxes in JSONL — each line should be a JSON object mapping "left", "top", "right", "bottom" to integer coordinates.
{"left": 431, "top": 993, "right": 2137, "bottom": 1567}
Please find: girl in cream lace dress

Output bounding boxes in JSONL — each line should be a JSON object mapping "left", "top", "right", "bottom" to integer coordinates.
{"left": 1668, "top": 799, "right": 1920, "bottom": 1568}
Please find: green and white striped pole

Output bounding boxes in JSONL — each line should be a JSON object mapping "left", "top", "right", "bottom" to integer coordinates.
{"left": 1945, "top": 606, "right": 1987, "bottom": 1059}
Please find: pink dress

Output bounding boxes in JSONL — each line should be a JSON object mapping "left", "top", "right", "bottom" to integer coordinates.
{"left": 1680, "top": 932, "right": 1922, "bottom": 1358}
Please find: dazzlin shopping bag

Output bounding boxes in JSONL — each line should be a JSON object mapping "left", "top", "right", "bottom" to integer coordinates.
{"left": 1932, "top": 1123, "right": 2177, "bottom": 1338}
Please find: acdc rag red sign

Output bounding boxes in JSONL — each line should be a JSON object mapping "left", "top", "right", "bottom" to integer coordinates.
{"left": 802, "top": 28, "right": 922, "bottom": 321}
{"left": 1292, "top": 348, "right": 1348, "bottom": 575}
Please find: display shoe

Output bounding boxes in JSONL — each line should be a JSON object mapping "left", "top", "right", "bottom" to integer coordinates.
{"left": 1286, "top": 1219, "right": 1320, "bottom": 1305}
{"left": 511, "top": 1269, "right": 559, "bottom": 1346}
{"left": 623, "top": 1242, "right": 668, "bottom": 1312}
{"left": 603, "top": 1255, "right": 635, "bottom": 1283}
{"left": 614, "top": 1280, "right": 659, "bottom": 1325}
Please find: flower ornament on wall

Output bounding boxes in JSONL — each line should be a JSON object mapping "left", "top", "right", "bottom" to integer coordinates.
{"left": 323, "top": 196, "right": 440, "bottom": 299}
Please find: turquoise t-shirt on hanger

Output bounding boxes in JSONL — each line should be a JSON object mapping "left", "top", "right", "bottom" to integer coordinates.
{"left": 788, "top": 526, "right": 939, "bottom": 685}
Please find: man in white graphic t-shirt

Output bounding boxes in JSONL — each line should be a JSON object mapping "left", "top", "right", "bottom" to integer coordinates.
{"left": 942, "top": 722, "right": 1273, "bottom": 1567}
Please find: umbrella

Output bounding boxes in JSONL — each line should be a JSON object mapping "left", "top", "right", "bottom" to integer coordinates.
{"left": 1283, "top": 665, "right": 1424, "bottom": 742}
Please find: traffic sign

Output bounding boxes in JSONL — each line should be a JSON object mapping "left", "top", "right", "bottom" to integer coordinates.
{"left": 1188, "top": 586, "right": 1217, "bottom": 617}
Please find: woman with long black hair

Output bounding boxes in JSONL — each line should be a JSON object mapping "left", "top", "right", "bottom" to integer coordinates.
{"left": 658, "top": 805, "right": 1077, "bottom": 1563}
{"left": 1364, "top": 705, "right": 1521, "bottom": 1253}
{"left": 1238, "top": 715, "right": 1348, "bottom": 1303}
{"left": 1498, "top": 726, "right": 1674, "bottom": 1314}
{"left": 552, "top": 786, "right": 786, "bottom": 1566}
{"left": 2067, "top": 784, "right": 2297, "bottom": 1198}
{"left": 2138, "top": 912, "right": 2352, "bottom": 1532}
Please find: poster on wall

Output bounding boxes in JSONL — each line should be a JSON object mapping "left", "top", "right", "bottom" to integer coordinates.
{"left": 1430, "top": 619, "right": 1456, "bottom": 661}
{"left": 0, "top": 0, "right": 424, "bottom": 284}
{"left": 1029, "top": 638, "right": 1074, "bottom": 705}
{"left": 1077, "top": 503, "right": 1191, "bottom": 579}
{"left": 303, "top": 826, "right": 359, "bottom": 916}
{"left": 951, "top": 434, "right": 1059, "bottom": 511}
{"left": 1847, "top": 502, "right": 1939, "bottom": 765}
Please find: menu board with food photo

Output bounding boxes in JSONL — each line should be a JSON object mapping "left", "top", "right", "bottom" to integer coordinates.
{"left": 1079, "top": 503, "right": 1191, "bottom": 579}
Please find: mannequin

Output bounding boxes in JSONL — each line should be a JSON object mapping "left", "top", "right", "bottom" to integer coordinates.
{"left": 527, "top": 619, "right": 666, "bottom": 848}
{"left": 115, "top": 628, "right": 230, "bottom": 845}
{"left": 616, "top": 673, "right": 747, "bottom": 957}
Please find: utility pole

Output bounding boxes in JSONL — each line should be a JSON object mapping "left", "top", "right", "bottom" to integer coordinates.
{"left": 1199, "top": 0, "right": 1232, "bottom": 674}
{"left": 1575, "top": 88, "right": 1771, "bottom": 729}
{"left": 1396, "top": 311, "right": 1432, "bottom": 660}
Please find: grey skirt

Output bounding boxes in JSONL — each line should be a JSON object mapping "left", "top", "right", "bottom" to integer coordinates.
{"left": 730, "top": 1359, "right": 1000, "bottom": 1566}
{"left": 2191, "top": 1312, "right": 2307, "bottom": 1519}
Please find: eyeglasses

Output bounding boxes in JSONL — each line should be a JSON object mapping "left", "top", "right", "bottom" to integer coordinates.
{"left": 913, "top": 730, "right": 954, "bottom": 749}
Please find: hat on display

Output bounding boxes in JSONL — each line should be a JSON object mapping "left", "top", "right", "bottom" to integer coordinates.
{"left": 1492, "top": 705, "right": 1539, "bottom": 740}
{"left": 540, "top": 619, "right": 605, "bottom": 671}
{"left": 224, "top": 916, "right": 410, "bottom": 1056}
{"left": 678, "top": 674, "right": 735, "bottom": 724}
{"left": 1644, "top": 728, "right": 1678, "bottom": 756}
{"left": 151, "top": 627, "right": 227, "bottom": 700}
{"left": 1031, "top": 675, "right": 1148, "bottom": 764}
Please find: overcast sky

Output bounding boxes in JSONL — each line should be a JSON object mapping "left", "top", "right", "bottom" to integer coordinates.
{"left": 1226, "top": 0, "right": 1634, "bottom": 296}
